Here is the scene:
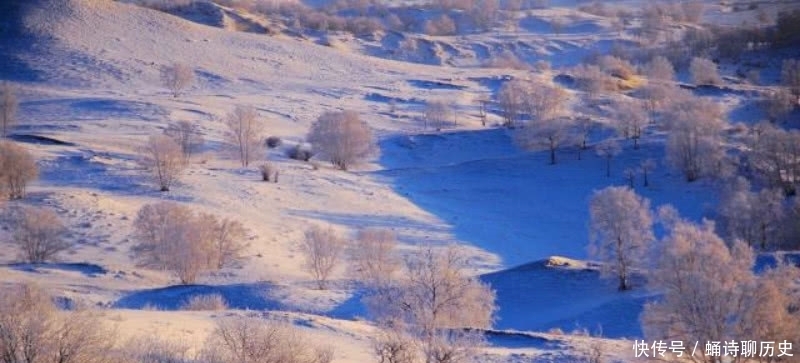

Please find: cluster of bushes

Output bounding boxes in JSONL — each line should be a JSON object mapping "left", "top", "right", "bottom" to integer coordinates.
{"left": 132, "top": 202, "right": 249, "bottom": 284}
{"left": 0, "top": 283, "right": 333, "bottom": 363}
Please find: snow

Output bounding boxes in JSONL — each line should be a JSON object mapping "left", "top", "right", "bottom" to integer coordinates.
{"left": 1, "top": 0, "right": 798, "bottom": 361}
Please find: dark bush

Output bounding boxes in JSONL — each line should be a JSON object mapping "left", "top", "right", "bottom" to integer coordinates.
{"left": 287, "top": 144, "right": 314, "bottom": 162}
{"left": 265, "top": 136, "right": 282, "bottom": 148}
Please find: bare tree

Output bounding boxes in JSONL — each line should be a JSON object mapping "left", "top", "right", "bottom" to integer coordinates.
{"left": 613, "top": 99, "right": 647, "bottom": 149}
{"left": 164, "top": 120, "right": 204, "bottom": 165}
{"left": 0, "top": 140, "right": 38, "bottom": 199}
{"left": 202, "top": 316, "right": 333, "bottom": 363}
{"left": 424, "top": 101, "right": 450, "bottom": 131}
{"left": 514, "top": 116, "right": 574, "bottom": 165}
{"left": 225, "top": 106, "right": 265, "bottom": 168}
{"left": 639, "top": 158, "right": 655, "bottom": 187}
{"left": 588, "top": 186, "right": 654, "bottom": 291}
{"left": 306, "top": 110, "right": 375, "bottom": 171}
{"left": 161, "top": 62, "right": 195, "bottom": 98}
{"left": 301, "top": 225, "right": 347, "bottom": 289}
{"left": 132, "top": 202, "right": 245, "bottom": 284}
{"left": 350, "top": 227, "right": 400, "bottom": 288}
{"left": 664, "top": 93, "right": 727, "bottom": 182}
{"left": 689, "top": 57, "right": 722, "bottom": 86}
{"left": 623, "top": 168, "right": 636, "bottom": 187}
{"left": 595, "top": 139, "right": 621, "bottom": 177}
{"left": 139, "top": 135, "right": 185, "bottom": 191}
{"left": 574, "top": 117, "right": 595, "bottom": 160}
{"left": 8, "top": 205, "right": 70, "bottom": 263}
{"left": 645, "top": 55, "right": 675, "bottom": 81}
{"left": 0, "top": 82, "right": 18, "bottom": 138}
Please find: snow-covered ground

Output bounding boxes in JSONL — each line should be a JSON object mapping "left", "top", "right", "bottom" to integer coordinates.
{"left": 1, "top": 0, "right": 799, "bottom": 361}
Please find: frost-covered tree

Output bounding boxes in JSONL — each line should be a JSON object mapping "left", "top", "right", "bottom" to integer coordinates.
{"left": 641, "top": 219, "right": 757, "bottom": 361}
{"left": 307, "top": 110, "right": 375, "bottom": 170}
{"left": 762, "top": 88, "right": 797, "bottom": 122}
{"left": 613, "top": 99, "right": 648, "bottom": 149}
{"left": 689, "top": 57, "right": 722, "bottom": 86}
{"left": 664, "top": 92, "right": 727, "bottom": 182}
{"left": 781, "top": 58, "right": 800, "bottom": 95}
{"left": 640, "top": 158, "right": 656, "bottom": 187}
{"left": 224, "top": 106, "right": 264, "bottom": 168}
{"left": 0, "top": 283, "right": 115, "bottom": 363}
{"left": 161, "top": 62, "right": 195, "bottom": 98}
{"left": 301, "top": 225, "right": 347, "bottom": 289}
{"left": 138, "top": 134, "right": 185, "bottom": 191}
{"left": 595, "top": 139, "right": 621, "bottom": 177}
{"left": 574, "top": 117, "right": 595, "bottom": 160}
{"left": 350, "top": 227, "right": 400, "bottom": 288}
{"left": 0, "top": 141, "right": 38, "bottom": 199}
{"left": 202, "top": 316, "right": 334, "bottom": 363}
{"left": 164, "top": 120, "right": 204, "bottom": 165}
{"left": 424, "top": 100, "right": 450, "bottom": 131}
{"left": 367, "top": 245, "right": 496, "bottom": 363}
{"left": 716, "top": 177, "right": 785, "bottom": 250}
{"left": 0, "top": 82, "right": 18, "bottom": 138}
{"left": 748, "top": 122, "right": 800, "bottom": 196}
{"left": 523, "top": 82, "right": 568, "bottom": 122}
{"left": 514, "top": 117, "right": 574, "bottom": 165}
{"left": 588, "top": 186, "right": 654, "bottom": 291}
{"left": 497, "top": 79, "right": 528, "bottom": 127}
{"left": 645, "top": 56, "right": 675, "bottom": 81}
{"left": 9, "top": 206, "right": 69, "bottom": 263}
{"left": 133, "top": 202, "right": 247, "bottom": 284}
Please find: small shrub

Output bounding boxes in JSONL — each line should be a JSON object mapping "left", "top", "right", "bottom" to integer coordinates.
{"left": 160, "top": 62, "right": 195, "bottom": 98}
{"left": 265, "top": 136, "right": 282, "bottom": 148}
{"left": 424, "top": 14, "right": 457, "bottom": 36}
{"left": 180, "top": 294, "right": 228, "bottom": 311}
{"left": 307, "top": 110, "right": 375, "bottom": 170}
{"left": 598, "top": 55, "right": 636, "bottom": 80}
{"left": 484, "top": 51, "right": 530, "bottom": 70}
{"left": 0, "top": 140, "right": 38, "bottom": 199}
{"left": 287, "top": 144, "right": 314, "bottom": 162}
{"left": 690, "top": 57, "right": 722, "bottom": 86}
{"left": 259, "top": 162, "right": 277, "bottom": 182}
{"left": 572, "top": 64, "right": 617, "bottom": 95}
{"left": 533, "top": 60, "right": 551, "bottom": 72}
